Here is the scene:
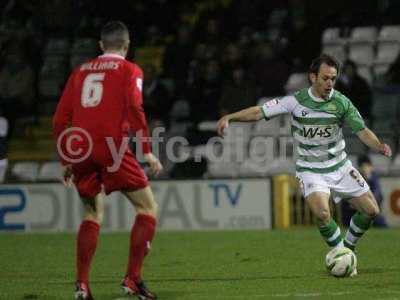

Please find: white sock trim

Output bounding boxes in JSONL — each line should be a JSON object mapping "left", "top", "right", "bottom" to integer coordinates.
{"left": 350, "top": 219, "right": 364, "bottom": 234}
{"left": 327, "top": 227, "right": 341, "bottom": 242}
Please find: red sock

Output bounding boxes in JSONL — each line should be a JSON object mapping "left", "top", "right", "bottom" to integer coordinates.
{"left": 126, "top": 214, "right": 157, "bottom": 282}
{"left": 76, "top": 220, "right": 100, "bottom": 284}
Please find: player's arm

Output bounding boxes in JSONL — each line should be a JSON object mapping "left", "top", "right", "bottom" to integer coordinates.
{"left": 217, "top": 96, "right": 294, "bottom": 136}
{"left": 127, "top": 66, "right": 162, "bottom": 176}
{"left": 217, "top": 106, "right": 263, "bottom": 136}
{"left": 343, "top": 100, "right": 392, "bottom": 157}
{"left": 52, "top": 73, "right": 75, "bottom": 185}
{"left": 357, "top": 128, "right": 392, "bottom": 157}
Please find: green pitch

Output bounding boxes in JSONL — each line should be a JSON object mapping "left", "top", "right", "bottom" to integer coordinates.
{"left": 1, "top": 228, "right": 399, "bottom": 300}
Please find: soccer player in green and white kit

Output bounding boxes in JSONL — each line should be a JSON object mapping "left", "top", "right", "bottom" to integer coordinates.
{"left": 217, "top": 54, "right": 392, "bottom": 274}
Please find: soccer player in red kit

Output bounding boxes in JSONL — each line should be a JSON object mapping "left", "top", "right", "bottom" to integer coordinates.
{"left": 53, "top": 21, "right": 161, "bottom": 300}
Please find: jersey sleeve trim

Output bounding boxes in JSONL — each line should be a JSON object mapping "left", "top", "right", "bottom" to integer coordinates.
{"left": 260, "top": 106, "right": 270, "bottom": 120}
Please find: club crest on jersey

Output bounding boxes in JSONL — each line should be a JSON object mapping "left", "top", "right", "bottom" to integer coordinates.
{"left": 325, "top": 103, "right": 337, "bottom": 113}
{"left": 265, "top": 98, "right": 279, "bottom": 107}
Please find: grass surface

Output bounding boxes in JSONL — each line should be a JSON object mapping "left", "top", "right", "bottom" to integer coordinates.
{"left": 1, "top": 228, "right": 399, "bottom": 300}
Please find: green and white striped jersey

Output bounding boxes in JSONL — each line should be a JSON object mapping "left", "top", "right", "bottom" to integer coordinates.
{"left": 261, "top": 88, "right": 365, "bottom": 173}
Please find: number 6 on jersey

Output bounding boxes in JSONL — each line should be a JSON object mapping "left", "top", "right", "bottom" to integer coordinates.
{"left": 81, "top": 73, "right": 105, "bottom": 107}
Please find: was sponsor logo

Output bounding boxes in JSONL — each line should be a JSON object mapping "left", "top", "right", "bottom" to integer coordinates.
{"left": 303, "top": 126, "right": 333, "bottom": 139}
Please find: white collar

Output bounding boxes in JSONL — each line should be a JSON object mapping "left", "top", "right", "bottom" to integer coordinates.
{"left": 98, "top": 53, "right": 125, "bottom": 59}
{"left": 308, "top": 87, "right": 333, "bottom": 102}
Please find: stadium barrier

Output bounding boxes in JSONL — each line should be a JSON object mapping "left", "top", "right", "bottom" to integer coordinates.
{"left": 0, "top": 179, "right": 272, "bottom": 232}
{"left": 1, "top": 177, "right": 398, "bottom": 232}
{"left": 273, "top": 175, "right": 400, "bottom": 227}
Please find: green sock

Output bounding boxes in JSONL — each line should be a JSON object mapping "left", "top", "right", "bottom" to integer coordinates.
{"left": 344, "top": 212, "right": 373, "bottom": 250}
{"left": 318, "top": 219, "right": 343, "bottom": 247}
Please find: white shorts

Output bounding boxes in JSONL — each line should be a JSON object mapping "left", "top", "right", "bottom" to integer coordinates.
{"left": 296, "top": 160, "right": 370, "bottom": 203}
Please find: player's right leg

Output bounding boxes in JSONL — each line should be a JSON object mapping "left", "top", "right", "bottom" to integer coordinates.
{"left": 306, "top": 191, "right": 344, "bottom": 248}
{"left": 121, "top": 186, "right": 158, "bottom": 299}
{"left": 75, "top": 193, "right": 104, "bottom": 300}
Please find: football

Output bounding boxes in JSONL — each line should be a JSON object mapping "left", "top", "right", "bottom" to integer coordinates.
{"left": 325, "top": 247, "right": 357, "bottom": 277}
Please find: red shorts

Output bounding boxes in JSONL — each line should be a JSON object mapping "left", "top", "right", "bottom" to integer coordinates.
{"left": 72, "top": 145, "right": 148, "bottom": 198}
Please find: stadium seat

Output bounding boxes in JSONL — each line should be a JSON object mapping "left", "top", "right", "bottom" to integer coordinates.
{"left": 238, "top": 159, "right": 269, "bottom": 177}
{"left": 280, "top": 114, "right": 292, "bottom": 136}
{"left": 207, "top": 161, "right": 240, "bottom": 178}
{"left": 322, "top": 45, "right": 346, "bottom": 62}
{"left": 71, "top": 38, "right": 98, "bottom": 55}
{"left": 169, "top": 100, "right": 190, "bottom": 121}
{"left": 11, "top": 162, "right": 40, "bottom": 181}
{"left": 37, "top": 161, "right": 62, "bottom": 181}
{"left": 322, "top": 27, "right": 346, "bottom": 46}
{"left": 222, "top": 123, "right": 252, "bottom": 160}
{"left": 374, "top": 42, "right": 400, "bottom": 64}
{"left": 198, "top": 121, "right": 218, "bottom": 132}
{"left": 43, "top": 38, "right": 70, "bottom": 56}
{"left": 348, "top": 44, "right": 375, "bottom": 66}
{"left": 348, "top": 26, "right": 378, "bottom": 45}
{"left": 373, "top": 63, "right": 391, "bottom": 79}
{"left": 39, "top": 55, "right": 67, "bottom": 99}
{"left": 278, "top": 135, "right": 295, "bottom": 158}
{"left": 70, "top": 53, "right": 93, "bottom": 69}
{"left": 357, "top": 66, "right": 373, "bottom": 84}
{"left": 254, "top": 116, "right": 281, "bottom": 136}
{"left": 377, "top": 25, "right": 400, "bottom": 43}
{"left": 248, "top": 136, "right": 276, "bottom": 158}
{"left": 371, "top": 92, "right": 399, "bottom": 128}
{"left": 285, "top": 73, "right": 308, "bottom": 94}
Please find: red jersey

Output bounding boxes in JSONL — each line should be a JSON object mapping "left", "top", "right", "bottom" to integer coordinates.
{"left": 53, "top": 53, "right": 151, "bottom": 164}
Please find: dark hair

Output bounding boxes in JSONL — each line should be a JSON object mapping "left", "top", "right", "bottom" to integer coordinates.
{"left": 309, "top": 53, "right": 341, "bottom": 75}
{"left": 357, "top": 154, "right": 372, "bottom": 166}
{"left": 101, "top": 21, "right": 130, "bottom": 50}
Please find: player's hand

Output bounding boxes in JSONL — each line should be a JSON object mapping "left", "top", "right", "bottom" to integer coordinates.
{"left": 216, "top": 116, "right": 230, "bottom": 137}
{"left": 379, "top": 143, "right": 392, "bottom": 157}
{"left": 144, "top": 153, "right": 163, "bottom": 176}
{"left": 61, "top": 164, "right": 74, "bottom": 187}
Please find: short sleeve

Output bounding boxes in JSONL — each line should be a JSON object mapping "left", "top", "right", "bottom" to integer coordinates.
{"left": 260, "top": 96, "right": 296, "bottom": 120}
{"left": 343, "top": 101, "right": 365, "bottom": 133}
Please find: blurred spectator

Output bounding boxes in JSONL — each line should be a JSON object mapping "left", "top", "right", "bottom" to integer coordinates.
{"left": 219, "top": 66, "right": 256, "bottom": 116}
{"left": 196, "top": 17, "right": 223, "bottom": 46}
{"left": 187, "top": 43, "right": 218, "bottom": 86}
{"left": 188, "top": 59, "right": 222, "bottom": 123}
{"left": 285, "top": 12, "right": 320, "bottom": 70}
{"left": 0, "top": 109, "right": 8, "bottom": 182}
{"left": 335, "top": 60, "right": 373, "bottom": 122}
{"left": 341, "top": 155, "right": 387, "bottom": 228}
{"left": 162, "top": 25, "right": 194, "bottom": 92}
{"left": 249, "top": 41, "right": 291, "bottom": 97}
{"left": 0, "top": 48, "right": 35, "bottom": 135}
{"left": 220, "top": 43, "right": 244, "bottom": 79}
{"left": 142, "top": 64, "right": 172, "bottom": 127}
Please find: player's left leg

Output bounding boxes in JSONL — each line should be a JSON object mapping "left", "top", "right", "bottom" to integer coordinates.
{"left": 343, "top": 190, "right": 379, "bottom": 251}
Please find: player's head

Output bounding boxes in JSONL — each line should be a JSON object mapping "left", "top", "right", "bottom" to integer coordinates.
{"left": 309, "top": 54, "right": 341, "bottom": 100}
{"left": 100, "top": 21, "right": 130, "bottom": 57}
